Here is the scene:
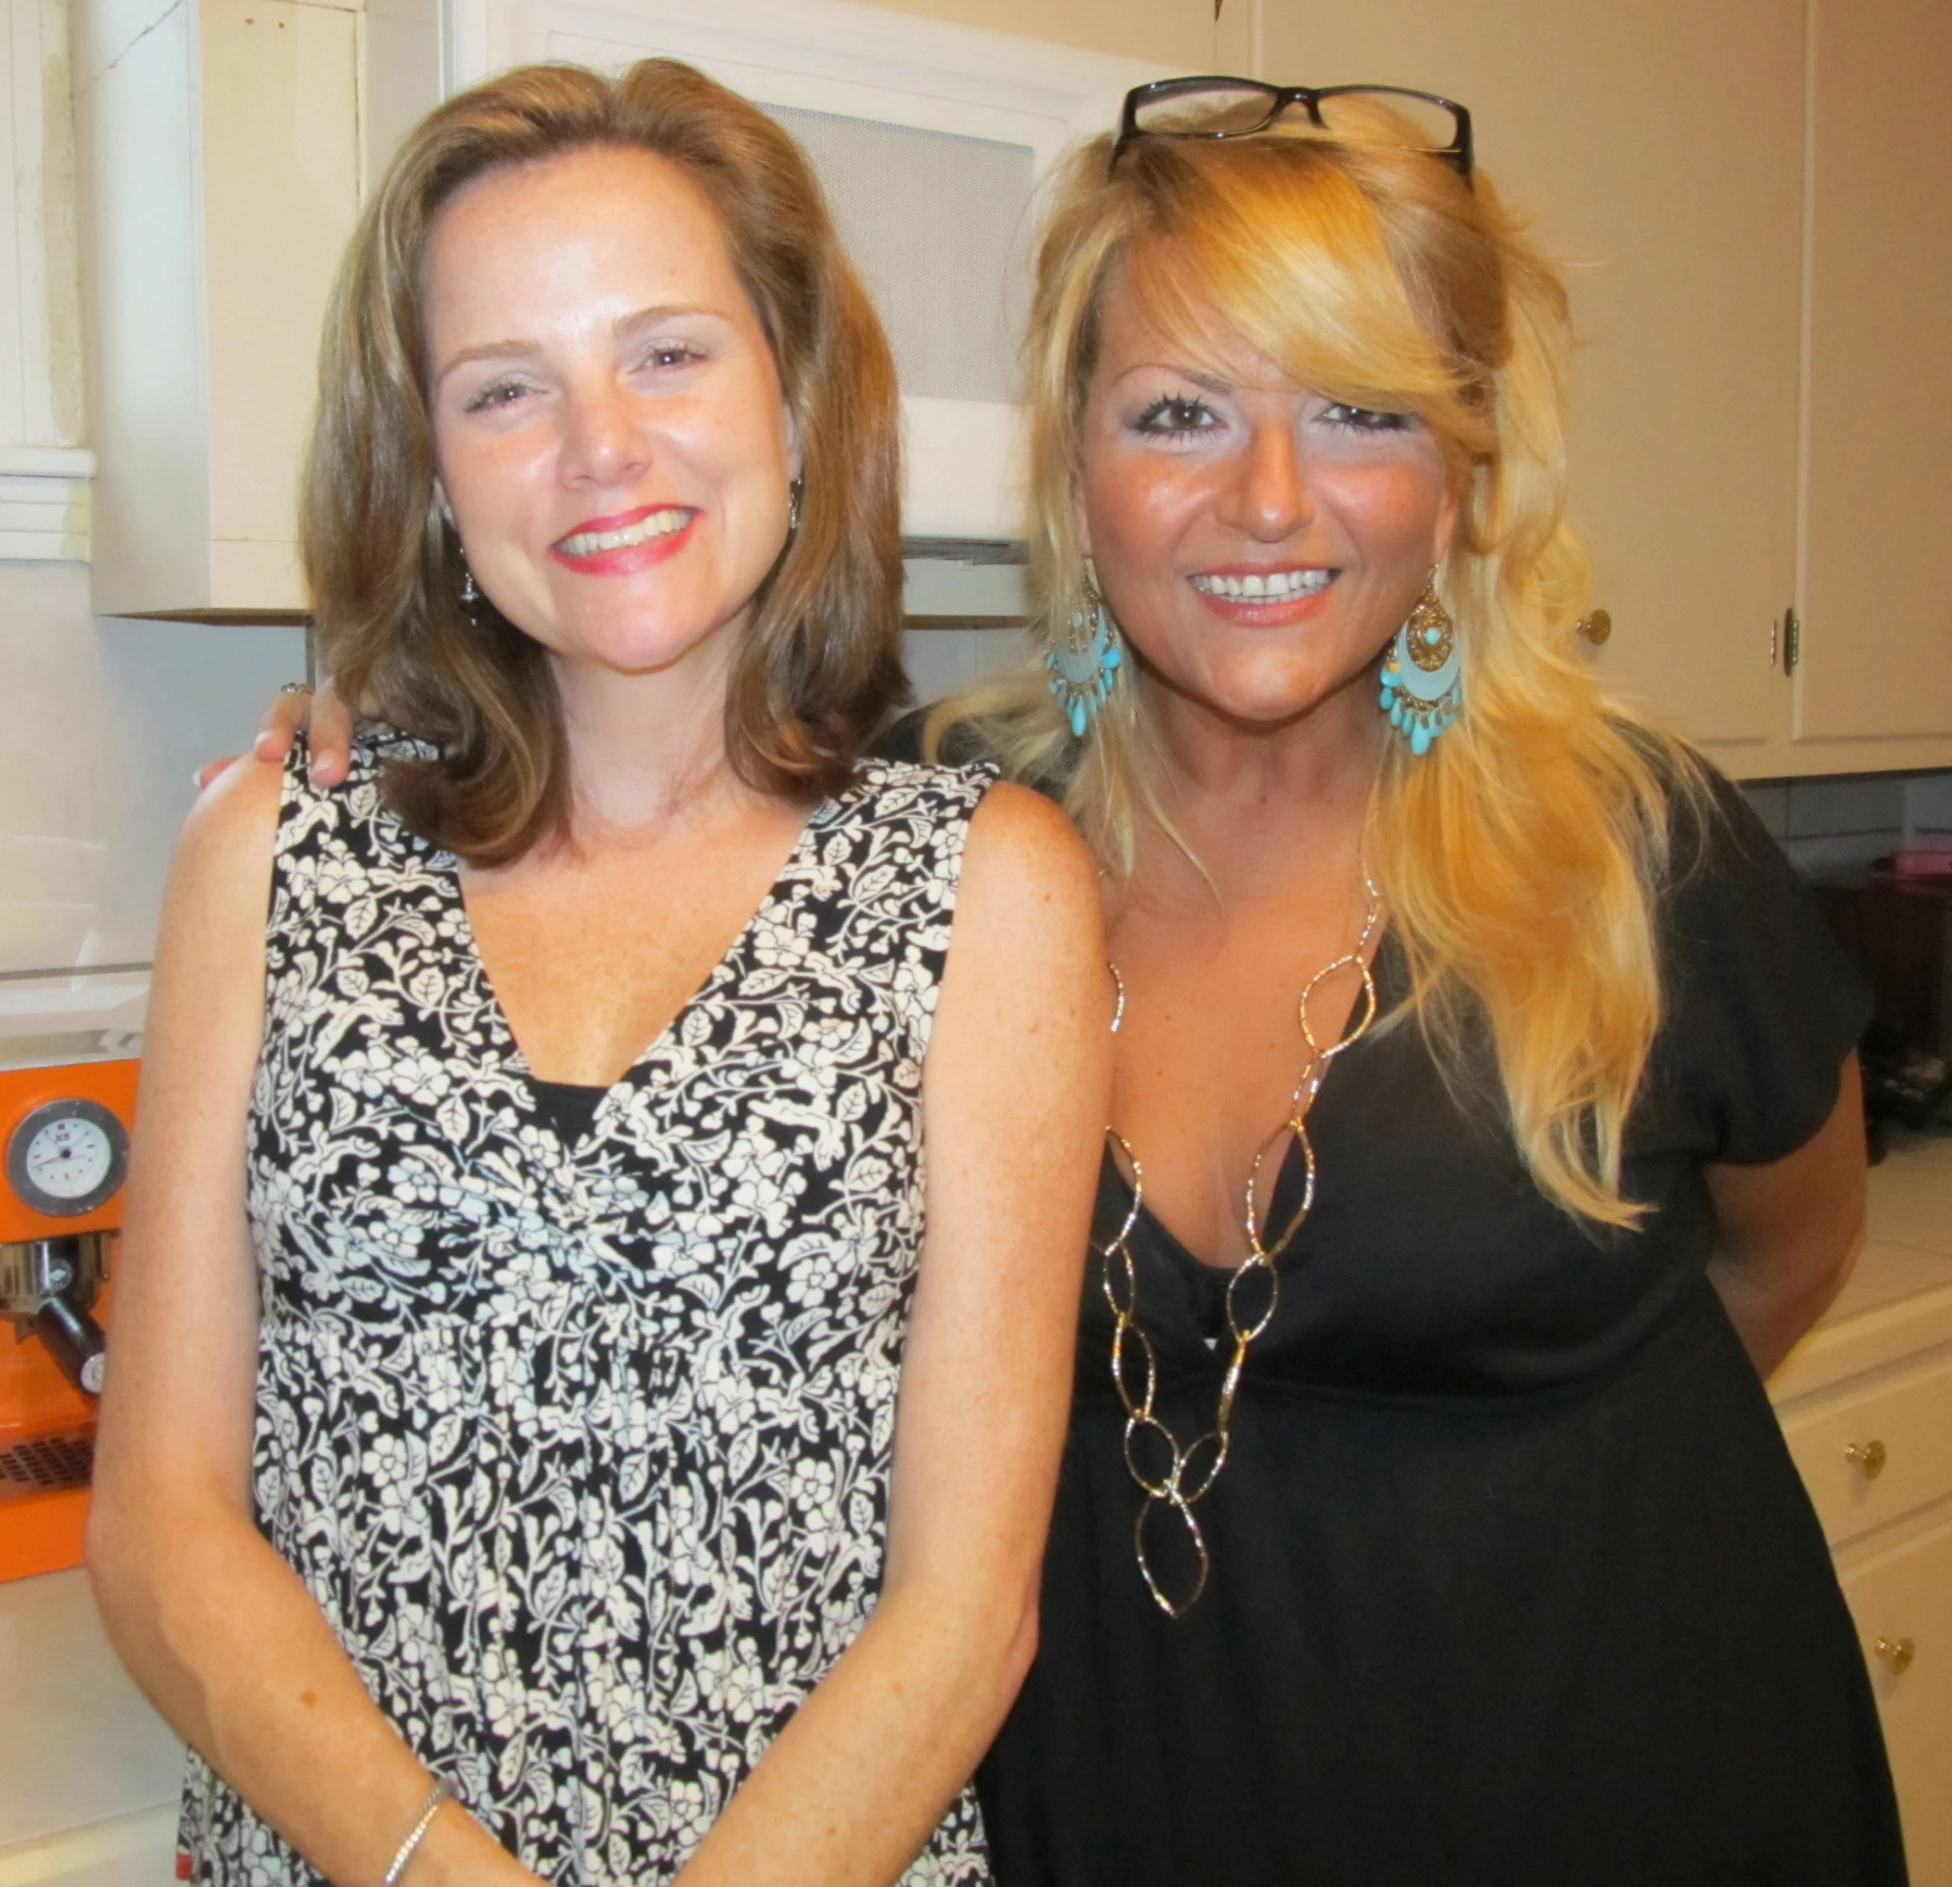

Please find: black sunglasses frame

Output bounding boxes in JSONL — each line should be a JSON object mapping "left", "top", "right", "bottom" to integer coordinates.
{"left": 1112, "top": 76, "right": 1475, "bottom": 183}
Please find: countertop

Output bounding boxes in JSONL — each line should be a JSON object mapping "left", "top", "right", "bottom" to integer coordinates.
{"left": 0, "top": 1567, "right": 179, "bottom": 1883}
{"left": 3, "top": 1132, "right": 1948, "bottom": 1882}
{"left": 1772, "top": 1128, "right": 1952, "bottom": 1404}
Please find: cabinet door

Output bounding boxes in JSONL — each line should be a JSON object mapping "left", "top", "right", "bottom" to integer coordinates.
{"left": 1794, "top": 0, "right": 1952, "bottom": 743}
{"left": 202, "top": 0, "right": 360, "bottom": 606}
{"left": 1255, "top": 0, "right": 1804, "bottom": 754}
{"left": 1838, "top": 1509, "right": 1952, "bottom": 1887}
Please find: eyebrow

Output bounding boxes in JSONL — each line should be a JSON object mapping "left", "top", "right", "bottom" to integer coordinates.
{"left": 433, "top": 339, "right": 533, "bottom": 382}
{"left": 432, "top": 303, "right": 727, "bottom": 386}
{"left": 615, "top": 302, "right": 719, "bottom": 338}
{"left": 1119, "top": 363, "right": 1238, "bottom": 395}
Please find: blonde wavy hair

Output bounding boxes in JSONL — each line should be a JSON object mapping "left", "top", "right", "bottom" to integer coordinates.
{"left": 930, "top": 120, "right": 1706, "bottom": 1227}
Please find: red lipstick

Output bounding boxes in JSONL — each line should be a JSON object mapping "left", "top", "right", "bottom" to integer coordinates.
{"left": 548, "top": 505, "right": 699, "bottom": 577}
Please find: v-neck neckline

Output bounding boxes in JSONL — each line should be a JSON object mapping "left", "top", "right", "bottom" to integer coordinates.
{"left": 1109, "top": 924, "right": 1399, "bottom": 1280}
{"left": 442, "top": 787, "right": 838, "bottom": 1138}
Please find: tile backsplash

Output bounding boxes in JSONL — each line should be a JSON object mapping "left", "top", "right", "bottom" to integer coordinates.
{"left": 0, "top": 561, "right": 305, "bottom": 979}
{"left": 1911, "top": 772, "right": 1952, "bottom": 836}
{"left": 1745, "top": 772, "right": 1952, "bottom": 878}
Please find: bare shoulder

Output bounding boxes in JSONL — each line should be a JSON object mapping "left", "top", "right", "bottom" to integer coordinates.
{"left": 159, "top": 754, "right": 283, "bottom": 961}
{"left": 960, "top": 781, "right": 1100, "bottom": 916}
{"left": 132, "top": 753, "right": 281, "bottom": 1159}
{"left": 925, "top": 777, "right": 1110, "bottom": 1158}
{"left": 175, "top": 753, "right": 283, "bottom": 882}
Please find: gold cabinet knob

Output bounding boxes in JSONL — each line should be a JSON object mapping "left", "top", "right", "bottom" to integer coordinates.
{"left": 1576, "top": 608, "right": 1613, "bottom": 645}
{"left": 1845, "top": 1439, "right": 1887, "bottom": 1480}
{"left": 1874, "top": 1636, "right": 1915, "bottom": 1675}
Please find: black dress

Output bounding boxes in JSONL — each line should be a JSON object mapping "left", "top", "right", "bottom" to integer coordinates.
{"left": 971, "top": 776, "right": 1906, "bottom": 1886}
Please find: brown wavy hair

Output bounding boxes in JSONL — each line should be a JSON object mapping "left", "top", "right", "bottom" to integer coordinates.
{"left": 301, "top": 59, "right": 906, "bottom": 864}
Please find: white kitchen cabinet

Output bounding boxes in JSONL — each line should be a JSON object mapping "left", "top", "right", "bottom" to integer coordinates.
{"left": 1772, "top": 1135, "right": 1952, "bottom": 1886}
{"left": 1777, "top": 1333, "right": 1952, "bottom": 1887}
{"left": 1781, "top": 1349, "right": 1952, "bottom": 1546}
{"left": 1791, "top": 0, "right": 1952, "bottom": 754}
{"left": 74, "top": 0, "right": 361, "bottom": 616}
{"left": 1840, "top": 1515, "right": 1952, "bottom": 1886}
{"left": 1, "top": 0, "right": 92, "bottom": 561}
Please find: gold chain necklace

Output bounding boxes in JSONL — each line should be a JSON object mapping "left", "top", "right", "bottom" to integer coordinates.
{"left": 1100, "top": 878, "right": 1382, "bottom": 1617}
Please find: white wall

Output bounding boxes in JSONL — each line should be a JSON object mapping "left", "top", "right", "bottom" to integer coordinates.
{"left": 0, "top": 560, "right": 304, "bottom": 976}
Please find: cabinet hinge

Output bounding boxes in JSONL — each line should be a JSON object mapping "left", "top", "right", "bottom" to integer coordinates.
{"left": 1783, "top": 607, "right": 1802, "bottom": 675}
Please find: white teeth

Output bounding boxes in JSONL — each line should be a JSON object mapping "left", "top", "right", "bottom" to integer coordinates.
{"left": 556, "top": 508, "right": 691, "bottom": 557}
{"left": 1190, "top": 568, "right": 1334, "bottom": 601}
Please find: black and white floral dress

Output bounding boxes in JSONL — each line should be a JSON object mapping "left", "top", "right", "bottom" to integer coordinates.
{"left": 178, "top": 733, "right": 996, "bottom": 1886}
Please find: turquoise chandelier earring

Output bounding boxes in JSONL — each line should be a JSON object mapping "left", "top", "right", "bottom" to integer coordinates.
{"left": 1045, "top": 561, "right": 1124, "bottom": 738}
{"left": 1379, "top": 574, "right": 1461, "bottom": 756}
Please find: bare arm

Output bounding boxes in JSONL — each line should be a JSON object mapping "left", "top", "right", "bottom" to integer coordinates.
{"left": 674, "top": 783, "right": 1110, "bottom": 1887}
{"left": 88, "top": 760, "right": 536, "bottom": 1887}
{"left": 1706, "top": 1053, "right": 1867, "bottom": 1380}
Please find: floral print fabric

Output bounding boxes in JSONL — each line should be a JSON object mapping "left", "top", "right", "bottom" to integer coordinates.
{"left": 178, "top": 733, "right": 996, "bottom": 1885}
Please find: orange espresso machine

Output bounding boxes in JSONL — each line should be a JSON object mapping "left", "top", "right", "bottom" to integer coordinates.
{"left": 0, "top": 1054, "right": 136, "bottom": 1581}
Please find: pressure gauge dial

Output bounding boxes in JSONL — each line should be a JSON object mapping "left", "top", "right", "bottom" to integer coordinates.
{"left": 6, "top": 1098, "right": 130, "bottom": 1218}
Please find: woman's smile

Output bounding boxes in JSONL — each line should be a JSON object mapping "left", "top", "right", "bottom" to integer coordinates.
{"left": 549, "top": 504, "right": 699, "bottom": 573}
{"left": 1186, "top": 564, "right": 1338, "bottom": 624}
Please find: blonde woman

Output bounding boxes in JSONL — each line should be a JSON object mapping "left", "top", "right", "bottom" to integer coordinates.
{"left": 243, "top": 76, "right": 1901, "bottom": 1886}
{"left": 927, "top": 82, "right": 1903, "bottom": 1886}
{"left": 94, "top": 62, "right": 1106, "bottom": 1887}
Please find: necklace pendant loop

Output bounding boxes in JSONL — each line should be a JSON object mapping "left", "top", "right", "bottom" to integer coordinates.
{"left": 1135, "top": 1491, "right": 1211, "bottom": 1619}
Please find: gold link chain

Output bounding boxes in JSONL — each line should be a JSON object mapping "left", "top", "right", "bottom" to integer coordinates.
{"left": 1100, "top": 880, "right": 1382, "bottom": 1616}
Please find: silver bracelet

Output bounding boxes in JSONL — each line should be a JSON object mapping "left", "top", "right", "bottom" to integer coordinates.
{"left": 381, "top": 1778, "right": 453, "bottom": 1887}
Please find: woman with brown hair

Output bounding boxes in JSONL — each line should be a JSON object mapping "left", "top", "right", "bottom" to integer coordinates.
{"left": 91, "top": 60, "right": 1106, "bottom": 1887}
